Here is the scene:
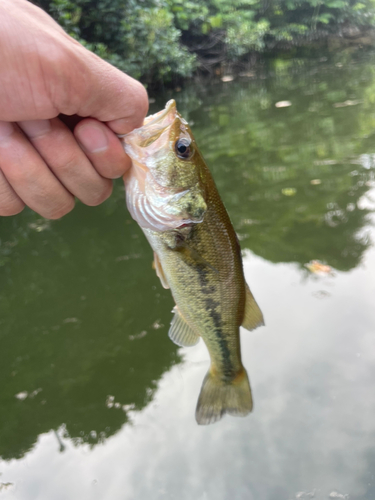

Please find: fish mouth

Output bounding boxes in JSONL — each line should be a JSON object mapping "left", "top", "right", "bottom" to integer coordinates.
{"left": 143, "top": 99, "right": 176, "bottom": 128}
{"left": 122, "top": 100, "right": 177, "bottom": 162}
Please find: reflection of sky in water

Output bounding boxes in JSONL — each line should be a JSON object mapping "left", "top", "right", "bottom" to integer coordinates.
{"left": 2, "top": 200, "right": 375, "bottom": 499}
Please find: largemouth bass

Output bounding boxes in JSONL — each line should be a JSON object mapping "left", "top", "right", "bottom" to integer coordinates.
{"left": 122, "top": 100, "right": 264, "bottom": 425}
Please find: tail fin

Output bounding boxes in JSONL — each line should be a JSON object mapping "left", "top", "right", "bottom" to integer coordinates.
{"left": 195, "top": 368, "right": 253, "bottom": 425}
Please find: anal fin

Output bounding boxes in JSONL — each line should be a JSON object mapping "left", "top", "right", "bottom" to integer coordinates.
{"left": 241, "top": 283, "right": 264, "bottom": 331}
{"left": 153, "top": 252, "right": 169, "bottom": 289}
{"left": 169, "top": 307, "right": 200, "bottom": 347}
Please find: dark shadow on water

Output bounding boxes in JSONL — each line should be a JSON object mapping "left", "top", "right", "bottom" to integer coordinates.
{"left": 0, "top": 195, "right": 179, "bottom": 460}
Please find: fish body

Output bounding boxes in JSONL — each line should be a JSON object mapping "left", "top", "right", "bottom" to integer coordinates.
{"left": 123, "top": 100, "right": 264, "bottom": 425}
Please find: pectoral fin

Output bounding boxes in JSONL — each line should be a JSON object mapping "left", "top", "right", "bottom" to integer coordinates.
{"left": 169, "top": 307, "right": 200, "bottom": 347}
{"left": 153, "top": 252, "right": 169, "bottom": 289}
{"left": 241, "top": 283, "right": 264, "bottom": 331}
{"left": 177, "top": 242, "right": 219, "bottom": 275}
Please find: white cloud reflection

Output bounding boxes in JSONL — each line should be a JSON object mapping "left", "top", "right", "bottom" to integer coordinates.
{"left": 1, "top": 247, "right": 375, "bottom": 500}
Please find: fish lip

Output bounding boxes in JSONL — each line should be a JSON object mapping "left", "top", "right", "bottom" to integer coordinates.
{"left": 143, "top": 99, "right": 176, "bottom": 127}
{"left": 122, "top": 99, "right": 177, "bottom": 151}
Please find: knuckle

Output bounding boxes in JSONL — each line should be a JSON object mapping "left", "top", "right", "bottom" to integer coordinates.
{"left": 52, "top": 126, "right": 70, "bottom": 145}
{"left": 51, "top": 149, "right": 86, "bottom": 179}
{"left": 46, "top": 45, "right": 86, "bottom": 115}
{"left": 116, "top": 80, "right": 149, "bottom": 131}
{"left": 0, "top": 175, "right": 25, "bottom": 215}
{"left": 4, "top": 166, "right": 25, "bottom": 186}
{"left": 0, "top": 200, "right": 25, "bottom": 216}
{"left": 85, "top": 181, "right": 113, "bottom": 206}
{"left": 97, "top": 159, "right": 127, "bottom": 180}
{"left": 46, "top": 197, "right": 75, "bottom": 219}
{"left": 56, "top": 153, "right": 79, "bottom": 174}
{"left": 108, "top": 166, "right": 126, "bottom": 179}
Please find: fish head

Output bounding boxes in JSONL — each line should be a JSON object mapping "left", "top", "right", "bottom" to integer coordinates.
{"left": 123, "top": 100, "right": 207, "bottom": 232}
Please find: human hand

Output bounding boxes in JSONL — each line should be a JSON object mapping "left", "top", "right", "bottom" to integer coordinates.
{"left": 0, "top": 0, "right": 148, "bottom": 218}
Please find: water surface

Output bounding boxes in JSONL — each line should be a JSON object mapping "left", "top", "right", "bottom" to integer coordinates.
{"left": 1, "top": 52, "right": 375, "bottom": 499}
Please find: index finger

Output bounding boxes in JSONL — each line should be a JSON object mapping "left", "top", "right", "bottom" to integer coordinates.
{"left": 64, "top": 49, "right": 149, "bottom": 136}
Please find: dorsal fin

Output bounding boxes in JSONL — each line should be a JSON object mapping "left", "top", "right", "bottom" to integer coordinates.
{"left": 153, "top": 252, "right": 169, "bottom": 289}
{"left": 169, "top": 307, "right": 200, "bottom": 347}
{"left": 241, "top": 283, "right": 264, "bottom": 331}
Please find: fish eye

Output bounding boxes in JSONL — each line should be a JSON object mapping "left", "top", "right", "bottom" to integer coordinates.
{"left": 175, "top": 138, "right": 193, "bottom": 159}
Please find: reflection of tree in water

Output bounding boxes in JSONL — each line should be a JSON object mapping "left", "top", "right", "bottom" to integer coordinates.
{"left": 234, "top": 165, "right": 373, "bottom": 271}
{"left": 184, "top": 54, "right": 375, "bottom": 271}
{"left": 0, "top": 194, "right": 178, "bottom": 460}
{"left": 3, "top": 54, "right": 375, "bottom": 461}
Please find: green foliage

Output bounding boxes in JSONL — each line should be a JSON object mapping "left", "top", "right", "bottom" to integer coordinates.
{"left": 0, "top": 188, "right": 180, "bottom": 460}
{"left": 33, "top": 0, "right": 375, "bottom": 83}
{"left": 226, "top": 19, "right": 270, "bottom": 54}
{"left": 166, "top": 0, "right": 375, "bottom": 70}
{"left": 35, "top": 0, "right": 197, "bottom": 84}
{"left": 120, "top": 4, "right": 196, "bottom": 82}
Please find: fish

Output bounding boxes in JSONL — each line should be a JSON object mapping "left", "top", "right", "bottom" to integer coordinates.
{"left": 122, "top": 100, "right": 264, "bottom": 425}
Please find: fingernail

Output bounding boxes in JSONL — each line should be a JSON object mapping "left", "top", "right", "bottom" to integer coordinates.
{"left": 19, "top": 119, "right": 51, "bottom": 138}
{"left": 0, "top": 121, "right": 14, "bottom": 143}
{"left": 77, "top": 125, "right": 109, "bottom": 153}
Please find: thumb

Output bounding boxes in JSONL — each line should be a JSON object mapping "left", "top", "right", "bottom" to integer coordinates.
{"left": 67, "top": 47, "right": 149, "bottom": 136}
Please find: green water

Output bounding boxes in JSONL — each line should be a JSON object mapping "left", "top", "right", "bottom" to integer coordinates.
{"left": 1, "top": 52, "right": 375, "bottom": 499}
